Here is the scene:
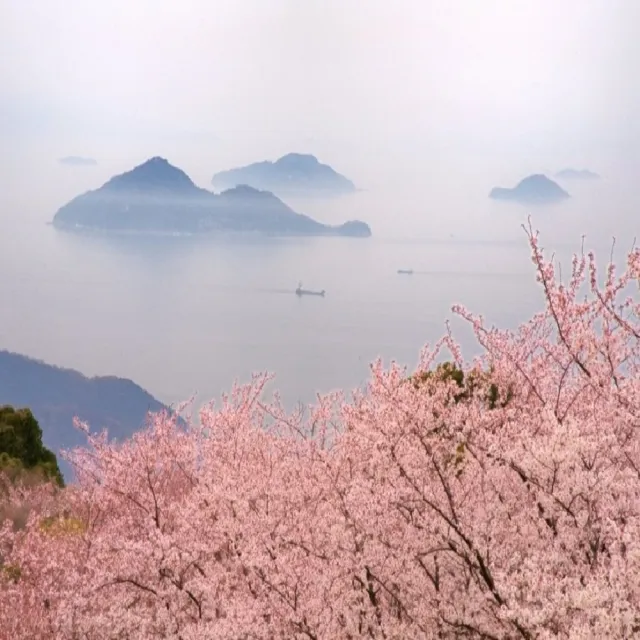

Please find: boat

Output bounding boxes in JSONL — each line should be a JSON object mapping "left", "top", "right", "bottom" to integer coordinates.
{"left": 397, "top": 269, "right": 414, "bottom": 275}
{"left": 295, "top": 282, "right": 326, "bottom": 297}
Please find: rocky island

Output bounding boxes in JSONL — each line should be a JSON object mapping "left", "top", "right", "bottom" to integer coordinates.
{"left": 211, "top": 153, "right": 356, "bottom": 196}
{"left": 52, "top": 157, "right": 371, "bottom": 237}
{"left": 555, "top": 168, "right": 600, "bottom": 180}
{"left": 489, "top": 174, "right": 570, "bottom": 204}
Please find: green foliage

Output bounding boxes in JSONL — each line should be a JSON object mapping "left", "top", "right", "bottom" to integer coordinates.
{"left": 410, "top": 361, "right": 513, "bottom": 410}
{"left": 410, "top": 363, "right": 514, "bottom": 477}
{"left": 39, "top": 515, "right": 85, "bottom": 537}
{"left": 1, "top": 563, "right": 22, "bottom": 583}
{"left": 0, "top": 406, "right": 64, "bottom": 487}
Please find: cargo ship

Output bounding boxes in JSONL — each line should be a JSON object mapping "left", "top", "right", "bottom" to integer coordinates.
{"left": 295, "top": 282, "right": 325, "bottom": 297}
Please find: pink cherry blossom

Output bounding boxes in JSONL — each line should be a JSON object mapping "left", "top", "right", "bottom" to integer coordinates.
{"left": 2, "top": 220, "right": 639, "bottom": 638}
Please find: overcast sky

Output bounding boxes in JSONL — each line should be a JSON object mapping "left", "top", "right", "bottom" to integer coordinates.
{"left": 1, "top": 0, "right": 638, "bottom": 188}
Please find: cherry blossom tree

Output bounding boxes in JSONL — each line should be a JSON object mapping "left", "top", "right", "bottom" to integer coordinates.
{"left": 1, "top": 222, "right": 639, "bottom": 638}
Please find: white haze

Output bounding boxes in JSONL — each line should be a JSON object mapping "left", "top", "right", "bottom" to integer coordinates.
{"left": 2, "top": 0, "right": 638, "bottom": 225}
{"left": 0, "top": 0, "right": 639, "bottom": 410}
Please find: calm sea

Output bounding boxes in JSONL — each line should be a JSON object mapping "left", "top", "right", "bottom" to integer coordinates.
{"left": 1, "top": 161, "right": 636, "bottom": 414}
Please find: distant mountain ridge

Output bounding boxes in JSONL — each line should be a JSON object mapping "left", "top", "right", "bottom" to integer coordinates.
{"left": 52, "top": 157, "right": 371, "bottom": 237}
{"left": 489, "top": 174, "right": 570, "bottom": 204}
{"left": 211, "top": 153, "right": 357, "bottom": 196}
{"left": 0, "top": 350, "right": 175, "bottom": 482}
{"left": 103, "top": 156, "right": 198, "bottom": 193}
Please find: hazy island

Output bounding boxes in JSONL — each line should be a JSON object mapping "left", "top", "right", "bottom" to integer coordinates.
{"left": 0, "top": 350, "right": 174, "bottom": 481}
{"left": 211, "top": 153, "right": 357, "bottom": 196}
{"left": 59, "top": 156, "right": 98, "bottom": 166}
{"left": 52, "top": 157, "right": 371, "bottom": 237}
{"left": 555, "top": 168, "right": 600, "bottom": 180}
{"left": 489, "top": 174, "right": 570, "bottom": 204}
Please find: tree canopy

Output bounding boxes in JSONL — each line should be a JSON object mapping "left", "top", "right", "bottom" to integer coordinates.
{"left": 0, "top": 406, "right": 63, "bottom": 487}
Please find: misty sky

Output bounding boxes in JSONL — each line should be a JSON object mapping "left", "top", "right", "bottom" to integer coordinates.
{"left": 1, "top": 0, "right": 639, "bottom": 191}
{"left": 0, "top": 0, "right": 639, "bottom": 396}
